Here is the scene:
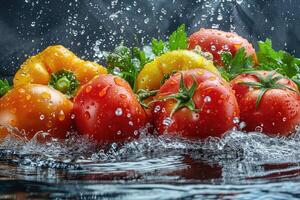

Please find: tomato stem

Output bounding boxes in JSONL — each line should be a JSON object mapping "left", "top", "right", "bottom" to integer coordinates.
{"left": 154, "top": 73, "right": 200, "bottom": 117}
{"left": 136, "top": 89, "right": 158, "bottom": 108}
{"left": 239, "top": 71, "right": 298, "bottom": 109}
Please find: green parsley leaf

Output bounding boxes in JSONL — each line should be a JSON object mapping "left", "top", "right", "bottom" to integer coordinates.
{"left": 257, "top": 39, "right": 300, "bottom": 88}
{"left": 168, "top": 24, "right": 188, "bottom": 51}
{"left": 219, "top": 47, "right": 254, "bottom": 80}
{"left": 151, "top": 39, "right": 166, "bottom": 56}
{"left": 0, "top": 79, "right": 11, "bottom": 97}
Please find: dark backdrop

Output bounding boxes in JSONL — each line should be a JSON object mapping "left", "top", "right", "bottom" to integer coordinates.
{"left": 1, "top": 0, "right": 300, "bottom": 80}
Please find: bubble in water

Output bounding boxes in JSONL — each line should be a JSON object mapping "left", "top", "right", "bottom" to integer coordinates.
{"left": 129, "top": 121, "right": 134, "bottom": 126}
{"left": 31, "top": 21, "right": 36, "bottom": 27}
{"left": 117, "top": 130, "right": 122, "bottom": 135}
{"left": 144, "top": 18, "right": 149, "bottom": 24}
{"left": 236, "top": 0, "right": 243, "bottom": 4}
{"left": 134, "top": 130, "right": 139, "bottom": 136}
{"left": 115, "top": 108, "right": 123, "bottom": 116}
{"left": 163, "top": 117, "right": 172, "bottom": 126}
{"left": 204, "top": 96, "right": 211, "bottom": 103}
{"left": 111, "top": 142, "right": 118, "bottom": 149}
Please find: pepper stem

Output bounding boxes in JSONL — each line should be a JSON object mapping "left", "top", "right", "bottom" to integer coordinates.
{"left": 49, "top": 69, "right": 79, "bottom": 98}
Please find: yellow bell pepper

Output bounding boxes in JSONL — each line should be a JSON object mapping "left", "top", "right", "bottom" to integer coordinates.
{"left": 136, "top": 50, "right": 220, "bottom": 91}
{"left": 13, "top": 45, "right": 107, "bottom": 96}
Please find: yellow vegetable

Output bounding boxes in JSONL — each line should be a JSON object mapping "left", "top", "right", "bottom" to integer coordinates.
{"left": 14, "top": 45, "right": 107, "bottom": 87}
{"left": 136, "top": 50, "right": 220, "bottom": 91}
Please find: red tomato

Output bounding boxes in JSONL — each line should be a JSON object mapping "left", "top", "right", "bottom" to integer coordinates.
{"left": 188, "top": 28, "right": 256, "bottom": 64}
{"left": 231, "top": 71, "right": 300, "bottom": 136}
{"left": 0, "top": 84, "right": 73, "bottom": 140}
{"left": 152, "top": 69, "right": 240, "bottom": 139}
{"left": 73, "top": 74, "right": 150, "bottom": 143}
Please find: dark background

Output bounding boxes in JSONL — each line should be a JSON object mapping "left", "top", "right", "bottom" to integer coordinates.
{"left": 1, "top": 0, "right": 300, "bottom": 80}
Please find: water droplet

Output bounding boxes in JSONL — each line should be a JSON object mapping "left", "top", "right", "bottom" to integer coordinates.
{"left": 46, "top": 121, "right": 52, "bottom": 128}
{"left": 71, "top": 114, "right": 76, "bottom": 119}
{"left": 98, "top": 85, "right": 109, "bottom": 97}
{"left": 236, "top": 0, "right": 243, "bottom": 4}
{"left": 114, "top": 77, "right": 124, "bottom": 86}
{"left": 233, "top": 117, "right": 240, "bottom": 124}
{"left": 85, "top": 85, "right": 92, "bottom": 93}
{"left": 210, "top": 45, "right": 216, "bottom": 51}
{"left": 84, "top": 111, "right": 91, "bottom": 120}
{"left": 31, "top": 21, "right": 36, "bottom": 27}
{"left": 40, "top": 115, "right": 45, "bottom": 120}
{"left": 115, "top": 108, "right": 123, "bottom": 116}
{"left": 117, "top": 130, "right": 122, "bottom": 135}
{"left": 239, "top": 121, "right": 247, "bottom": 129}
{"left": 217, "top": 14, "right": 223, "bottom": 21}
{"left": 255, "top": 126, "right": 263, "bottom": 133}
{"left": 163, "top": 117, "right": 172, "bottom": 126}
{"left": 222, "top": 44, "right": 229, "bottom": 51}
{"left": 134, "top": 130, "right": 139, "bottom": 136}
{"left": 128, "top": 121, "right": 134, "bottom": 126}
{"left": 58, "top": 110, "right": 66, "bottom": 121}
{"left": 204, "top": 96, "right": 211, "bottom": 103}
{"left": 113, "top": 67, "right": 121, "bottom": 75}
{"left": 127, "top": 113, "right": 131, "bottom": 118}
{"left": 144, "top": 18, "right": 150, "bottom": 24}
{"left": 120, "top": 94, "right": 127, "bottom": 99}
{"left": 154, "top": 105, "right": 161, "bottom": 113}
{"left": 26, "top": 94, "right": 31, "bottom": 100}
{"left": 41, "top": 92, "right": 51, "bottom": 100}
{"left": 282, "top": 117, "right": 287, "bottom": 122}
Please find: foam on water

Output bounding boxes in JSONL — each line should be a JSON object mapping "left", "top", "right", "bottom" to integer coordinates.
{"left": 1, "top": 124, "right": 300, "bottom": 175}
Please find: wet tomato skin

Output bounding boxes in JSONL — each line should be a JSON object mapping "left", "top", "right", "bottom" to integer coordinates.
{"left": 188, "top": 28, "right": 256, "bottom": 65}
{"left": 152, "top": 69, "right": 240, "bottom": 139}
{"left": 0, "top": 84, "right": 73, "bottom": 139}
{"left": 231, "top": 71, "right": 300, "bottom": 136}
{"left": 73, "top": 74, "right": 150, "bottom": 143}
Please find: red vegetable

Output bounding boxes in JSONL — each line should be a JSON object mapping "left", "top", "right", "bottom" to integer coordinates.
{"left": 73, "top": 74, "right": 150, "bottom": 143}
{"left": 231, "top": 71, "right": 300, "bottom": 136}
{"left": 188, "top": 28, "right": 256, "bottom": 64}
{"left": 152, "top": 69, "right": 240, "bottom": 139}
